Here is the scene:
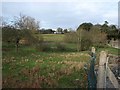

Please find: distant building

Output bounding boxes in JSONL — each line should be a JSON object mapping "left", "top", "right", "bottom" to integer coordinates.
{"left": 54, "top": 31, "right": 62, "bottom": 34}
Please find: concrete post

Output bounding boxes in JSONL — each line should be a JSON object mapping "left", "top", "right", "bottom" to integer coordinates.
{"left": 91, "top": 47, "right": 95, "bottom": 54}
{"left": 97, "top": 51, "right": 107, "bottom": 88}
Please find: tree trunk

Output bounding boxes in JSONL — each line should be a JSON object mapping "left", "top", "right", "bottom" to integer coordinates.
{"left": 16, "top": 38, "right": 19, "bottom": 52}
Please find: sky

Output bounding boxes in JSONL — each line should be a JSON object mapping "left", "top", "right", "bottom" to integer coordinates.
{"left": 1, "top": 0, "right": 120, "bottom": 29}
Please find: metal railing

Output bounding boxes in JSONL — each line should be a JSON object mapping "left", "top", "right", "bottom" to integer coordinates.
{"left": 84, "top": 47, "right": 97, "bottom": 88}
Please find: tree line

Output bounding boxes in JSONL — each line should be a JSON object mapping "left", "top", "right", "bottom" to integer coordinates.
{"left": 2, "top": 14, "right": 120, "bottom": 52}
{"left": 64, "top": 21, "right": 120, "bottom": 51}
{"left": 39, "top": 28, "right": 68, "bottom": 34}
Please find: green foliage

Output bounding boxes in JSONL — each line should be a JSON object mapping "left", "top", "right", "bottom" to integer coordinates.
{"left": 2, "top": 26, "right": 22, "bottom": 43}
{"left": 101, "top": 24, "right": 109, "bottom": 33}
{"left": 56, "top": 42, "right": 66, "bottom": 51}
{"left": 93, "top": 43, "right": 107, "bottom": 48}
{"left": 35, "top": 43, "right": 51, "bottom": 52}
{"left": 2, "top": 26, "right": 44, "bottom": 52}
{"left": 3, "top": 44, "right": 90, "bottom": 88}
{"left": 81, "top": 39, "right": 92, "bottom": 51}
{"left": 107, "top": 25, "right": 119, "bottom": 40}
{"left": 77, "top": 22, "right": 93, "bottom": 31}
{"left": 96, "top": 46, "right": 120, "bottom": 55}
{"left": 63, "top": 29, "right": 68, "bottom": 33}
{"left": 76, "top": 26, "right": 107, "bottom": 51}
{"left": 90, "top": 26, "right": 107, "bottom": 44}
{"left": 57, "top": 27, "right": 63, "bottom": 33}
{"left": 40, "top": 29, "right": 55, "bottom": 34}
{"left": 22, "top": 30, "right": 40, "bottom": 46}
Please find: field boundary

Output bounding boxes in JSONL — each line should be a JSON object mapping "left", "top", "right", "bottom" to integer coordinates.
{"left": 97, "top": 51, "right": 119, "bottom": 88}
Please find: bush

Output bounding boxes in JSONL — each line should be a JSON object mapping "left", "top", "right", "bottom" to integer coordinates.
{"left": 81, "top": 39, "right": 92, "bottom": 51}
{"left": 93, "top": 43, "right": 107, "bottom": 48}
{"left": 2, "top": 27, "right": 21, "bottom": 43}
{"left": 35, "top": 42, "right": 51, "bottom": 52}
{"left": 64, "top": 32, "right": 77, "bottom": 43}
{"left": 56, "top": 43, "right": 66, "bottom": 51}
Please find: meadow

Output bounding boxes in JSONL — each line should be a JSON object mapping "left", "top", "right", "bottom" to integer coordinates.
{"left": 39, "top": 34, "right": 119, "bottom": 55}
{"left": 2, "top": 34, "right": 90, "bottom": 88}
{"left": 2, "top": 34, "right": 119, "bottom": 88}
{"left": 41, "top": 34, "right": 65, "bottom": 42}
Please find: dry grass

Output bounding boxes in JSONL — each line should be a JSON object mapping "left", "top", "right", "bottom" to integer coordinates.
{"left": 3, "top": 48, "right": 90, "bottom": 88}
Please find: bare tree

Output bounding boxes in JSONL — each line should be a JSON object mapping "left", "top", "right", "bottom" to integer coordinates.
{"left": 12, "top": 14, "right": 41, "bottom": 52}
{"left": 14, "top": 13, "right": 40, "bottom": 31}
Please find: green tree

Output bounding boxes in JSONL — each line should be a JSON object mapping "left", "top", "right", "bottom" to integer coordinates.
{"left": 110, "top": 25, "right": 117, "bottom": 30}
{"left": 63, "top": 29, "right": 68, "bottom": 33}
{"left": 57, "top": 27, "right": 63, "bottom": 33}
{"left": 2, "top": 14, "right": 43, "bottom": 52}
{"left": 76, "top": 29, "right": 92, "bottom": 51}
{"left": 76, "top": 25, "right": 107, "bottom": 51}
{"left": 78, "top": 22, "right": 93, "bottom": 31}
{"left": 90, "top": 26, "right": 107, "bottom": 45}
{"left": 105, "top": 21, "right": 108, "bottom": 25}
{"left": 101, "top": 21, "right": 109, "bottom": 33}
{"left": 107, "top": 25, "right": 119, "bottom": 40}
{"left": 2, "top": 25, "right": 24, "bottom": 51}
{"left": 76, "top": 23, "right": 93, "bottom": 51}
{"left": 13, "top": 14, "right": 42, "bottom": 51}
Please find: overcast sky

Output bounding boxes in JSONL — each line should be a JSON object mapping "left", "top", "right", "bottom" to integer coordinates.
{"left": 2, "top": 0, "right": 119, "bottom": 29}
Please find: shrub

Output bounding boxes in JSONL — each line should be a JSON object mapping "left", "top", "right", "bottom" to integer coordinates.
{"left": 35, "top": 42, "right": 51, "bottom": 52}
{"left": 81, "top": 39, "right": 92, "bottom": 51}
{"left": 56, "top": 43, "right": 66, "bottom": 51}
{"left": 93, "top": 43, "right": 107, "bottom": 48}
{"left": 64, "top": 32, "right": 77, "bottom": 43}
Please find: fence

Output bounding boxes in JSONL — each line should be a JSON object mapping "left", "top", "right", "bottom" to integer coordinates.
{"left": 97, "top": 51, "right": 120, "bottom": 88}
{"left": 85, "top": 47, "right": 97, "bottom": 88}
{"left": 86, "top": 47, "right": 119, "bottom": 88}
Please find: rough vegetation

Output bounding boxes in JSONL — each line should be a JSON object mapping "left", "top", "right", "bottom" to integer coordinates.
{"left": 2, "top": 14, "right": 120, "bottom": 88}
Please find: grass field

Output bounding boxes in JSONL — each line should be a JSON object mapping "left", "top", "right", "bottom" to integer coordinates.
{"left": 96, "top": 46, "right": 120, "bottom": 55}
{"left": 37, "top": 34, "right": 78, "bottom": 52}
{"left": 41, "top": 34, "right": 65, "bottom": 42}
{"left": 40, "top": 34, "right": 119, "bottom": 55}
{"left": 2, "top": 45, "right": 90, "bottom": 88}
{"left": 2, "top": 34, "right": 119, "bottom": 88}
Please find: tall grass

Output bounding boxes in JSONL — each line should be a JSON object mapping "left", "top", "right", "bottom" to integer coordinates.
{"left": 2, "top": 43, "right": 90, "bottom": 88}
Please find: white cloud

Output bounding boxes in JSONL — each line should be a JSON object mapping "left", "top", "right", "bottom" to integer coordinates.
{"left": 2, "top": 1, "right": 119, "bottom": 29}
{"left": 0, "top": 3, "right": 2, "bottom": 16}
{"left": 103, "top": 11, "right": 118, "bottom": 25}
